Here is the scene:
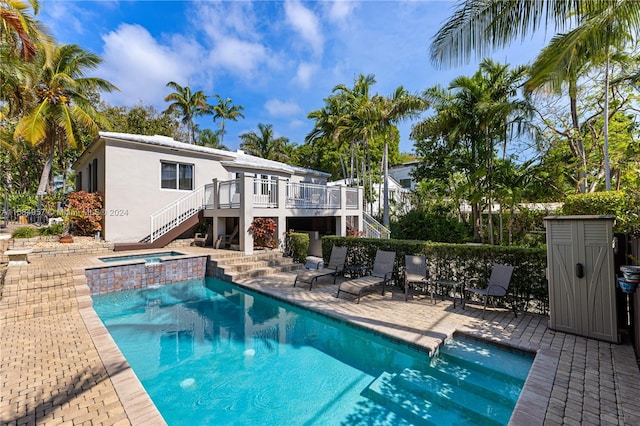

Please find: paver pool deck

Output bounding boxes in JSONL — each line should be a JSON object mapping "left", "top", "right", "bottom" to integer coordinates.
{"left": 1, "top": 247, "right": 640, "bottom": 425}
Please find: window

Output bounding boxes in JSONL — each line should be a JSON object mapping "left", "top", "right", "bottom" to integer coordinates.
{"left": 400, "top": 178, "right": 412, "bottom": 189}
{"left": 161, "top": 162, "right": 193, "bottom": 190}
{"left": 92, "top": 159, "right": 98, "bottom": 192}
{"left": 76, "top": 172, "right": 82, "bottom": 191}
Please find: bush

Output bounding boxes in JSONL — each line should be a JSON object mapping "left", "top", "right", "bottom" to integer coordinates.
{"left": 65, "top": 191, "right": 103, "bottom": 236}
{"left": 12, "top": 227, "right": 38, "bottom": 238}
{"left": 289, "top": 232, "right": 309, "bottom": 263}
{"left": 562, "top": 191, "right": 640, "bottom": 235}
{"left": 392, "top": 208, "right": 472, "bottom": 243}
{"left": 248, "top": 217, "right": 277, "bottom": 248}
{"left": 38, "top": 223, "right": 64, "bottom": 236}
{"left": 322, "top": 236, "right": 548, "bottom": 313}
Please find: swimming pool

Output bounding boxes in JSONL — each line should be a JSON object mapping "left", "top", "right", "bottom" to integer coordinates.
{"left": 93, "top": 278, "right": 533, "bottom": 425}
{"left": 99, "top": 251, "right": 184, "bottom": 264}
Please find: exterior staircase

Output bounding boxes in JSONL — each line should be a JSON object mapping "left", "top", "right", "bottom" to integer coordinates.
{"left": 210, "top": 251, "right": 302, "bottom": 282}
{"left": 363, "top": 212, "right": 391, "bottom": 239}
{"left": 114, "top": 185, "right": 208, "bottom": 251}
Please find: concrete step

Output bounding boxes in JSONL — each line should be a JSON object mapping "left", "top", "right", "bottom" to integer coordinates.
{"left": 216, "top": 257, "right": 297, "bottom": 273}
{"left": 222, "top": 263, "right": 303, "bottom": 282}
{"left": 213, "top": 251, "right": 286, "bottom": 265}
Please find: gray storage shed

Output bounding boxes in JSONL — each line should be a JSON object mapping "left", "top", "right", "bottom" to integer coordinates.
{"left": 545, "top": 215, "right": 619, "bottom": 343}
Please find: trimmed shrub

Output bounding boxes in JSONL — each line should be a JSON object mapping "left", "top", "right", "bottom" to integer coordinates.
{"left": 289, "top": 232, "right": 309, "bottom": 263}
{"left": 322, "top": 236, "right": 548, "bottom": 313}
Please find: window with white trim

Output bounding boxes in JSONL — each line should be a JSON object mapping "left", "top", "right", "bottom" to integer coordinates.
{"left": 161, "top": 161, "right": 193, "bottom": 190}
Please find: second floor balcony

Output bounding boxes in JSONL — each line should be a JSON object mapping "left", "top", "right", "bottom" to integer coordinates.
{"left": 204, "top": 176, "right": 361, "bottom": 213}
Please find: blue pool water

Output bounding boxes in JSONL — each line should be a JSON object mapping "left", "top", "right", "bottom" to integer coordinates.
{"left": 93, "top": 279, "right": 534, "bottom": 425}
{"left": 99, "top": 251, "right": 184, "bottom": 264}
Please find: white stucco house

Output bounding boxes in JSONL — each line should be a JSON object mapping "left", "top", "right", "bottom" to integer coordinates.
{"left": 73, "top": 132, "right": 365, "bottom": 254}
{"left": 389, "top": 161, "right": 418, "bottom": 191}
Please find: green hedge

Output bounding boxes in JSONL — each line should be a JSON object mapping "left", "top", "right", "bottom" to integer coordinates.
{"left": 289, "top": 232, "right": 309, "bottom": 263}
{"left": 322, "top": 236, "right": 548, "bottom": 313}
{"left": 562, "top": 191, "right": 640, "bottom": 235}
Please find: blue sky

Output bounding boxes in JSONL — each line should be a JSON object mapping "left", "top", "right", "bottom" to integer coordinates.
{"left": 40, "top": 0, "right": 550, "bottom": 154}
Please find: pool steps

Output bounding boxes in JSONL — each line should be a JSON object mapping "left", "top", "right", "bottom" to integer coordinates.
{"left": 209, "top": 251, "right": 302, "bottom": 282}
{"left": 364, "top": 339, "right": 532, "bottom": 425}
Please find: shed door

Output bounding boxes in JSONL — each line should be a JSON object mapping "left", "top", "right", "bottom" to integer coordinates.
{"left": 547, "top": 221, "right": 578, "bottom": 334}
{"left": 547, "top": 219, "right": 617, "bottom": 342}
{"left": 581, "top": 221, "right": 616, "bottom": 341}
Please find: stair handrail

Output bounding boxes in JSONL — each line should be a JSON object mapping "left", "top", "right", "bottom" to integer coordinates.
{"left": 363, "top": 212, "right": 391, "bottom": 239}
{"left": 149, "top": 185, "right": 206, "bottom": 242}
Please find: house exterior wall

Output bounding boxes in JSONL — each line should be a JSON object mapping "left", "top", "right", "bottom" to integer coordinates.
{"left": 73, "top": 133, "right": 362, "bottom": 250}
{"left": 102, "top": 139, "right": 230, "bottom": 242}
{"left": 389, "top": 162, "right": 417, "bottom": 190}
{"left": 75, "top": 139, "right": 106, "bottom": 194}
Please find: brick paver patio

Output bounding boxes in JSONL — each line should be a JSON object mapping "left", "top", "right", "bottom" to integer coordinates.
{"left": 1, "top": 245, "right": 640, "bottom": 425}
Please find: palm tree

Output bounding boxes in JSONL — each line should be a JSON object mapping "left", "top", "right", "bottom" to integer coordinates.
{"left": 430, "top": 0, "right": 640, "bottom": 191}
{"left": 1, "top": 0, "right": 52, "bottom": 119}
{"left": 163, "top": 81, "right": 209, "bottom": 144}
{"left": 412, "top": 61, "right": 531, "bottom": 242}
{"left": 14, "top": 44, "right": 117, "bottom": 194}
{"left": 306, "top": 88, "right": 358, "bottom": 181}
{"left": 371, "top": 87, "right": 425, "bottom": 227}
{"left": 239, "top": 123, "right": 289, "bottom": 161}
{"left": 197, "top": 128, "right": 228, "bottom": 150}
{"left": 210, "top": 94, "right": 244, "bottom": 146}
{"left": 0, "top": 0, "right": 52, "bottom": 62}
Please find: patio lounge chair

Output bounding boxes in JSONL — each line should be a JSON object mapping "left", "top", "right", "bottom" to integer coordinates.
{"left": 216, "top": 225, "right": 239, "bottom": 249}
{"left": 404, "top": 255, "right": 432, "bottom": 302}
{"left": 336, "top": 250, "right": 396, "bottom": 303}
{"left": 193, "top": 232, "right": 208, "bottom": 247}
{"left": 293, "top": 246, "right": 348, "bottom": 290}
{"left": 465, "top": 264, "right": 516, "bottom": 318}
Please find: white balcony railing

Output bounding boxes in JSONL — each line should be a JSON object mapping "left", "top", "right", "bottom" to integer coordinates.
{"left": 345, "top": 187, "right": 359, "bottom": 209}
{"left": 286, "top": 182, "right": 340, "bottom": 209}
{"left": 253, "top": 178, "right": 278, "bottom": 208}
{"left": 209, "top": 179, "right": 357, "bottom": 210}
{"left": 218, "top": 179, "right": 240, "bottom": 208}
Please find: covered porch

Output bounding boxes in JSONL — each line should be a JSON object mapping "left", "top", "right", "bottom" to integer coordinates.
{"left": 203, "top": 173, "right": 364, "bottom": 254}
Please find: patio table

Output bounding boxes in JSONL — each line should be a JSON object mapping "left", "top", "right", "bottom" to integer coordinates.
{"left": 435, "top": 279, "right": 465, "bottom": 308}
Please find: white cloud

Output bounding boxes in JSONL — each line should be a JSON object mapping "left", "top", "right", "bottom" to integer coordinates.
{"left": 265, "top": 99, "right": 302, "bottom": 117}
{"left": 284, "top": 0, "right": 323, "bottom": 56}
{"left": 98, "top": 24, "right": 199, "bottom": 107}
{"left": 208, "top": 36, "right": 269, "bottom": 77}
{"left": 325, "top": 0, "right": 357, "bottom": 23}
{"left": 293, "top": 62, "right": 317, "bottom": 88}
{"left": 192, "top": 2, "right": 271, "bottom": 79}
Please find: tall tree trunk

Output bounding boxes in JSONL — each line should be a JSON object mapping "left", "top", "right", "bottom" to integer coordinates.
{"left": 499, "top": 201, "right": 504, "bottom": 245}
{"left": 472, "top": 202, "right": 481, "bottom": 242}
{"left": 383, "top": 139, "right": 389, "bottom": 227}
{"left": 603, "top": 49, "right": 611, "bottom": 191}
{"left": 37, "top": 141, "right": 54, "bottom": 195}
{"left": 5, "top": 155, "right": 13, "bottom": 192}
{"left": 569, "top": 79, "right": 587, "bottom": 193}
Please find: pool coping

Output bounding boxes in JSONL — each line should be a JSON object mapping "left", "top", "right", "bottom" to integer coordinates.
{"left": 72, "top": 268, "right": 168, "bottom": 425}
{"left": 76, "top": 270, "right": 555, "bottom": 426}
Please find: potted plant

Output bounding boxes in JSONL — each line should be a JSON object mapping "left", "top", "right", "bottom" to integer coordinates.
{"left": 59, "top": 205, "right": 73, "bottom": 243}
{"left": 618, "top": 255, "right": 640, "bottom": 294}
